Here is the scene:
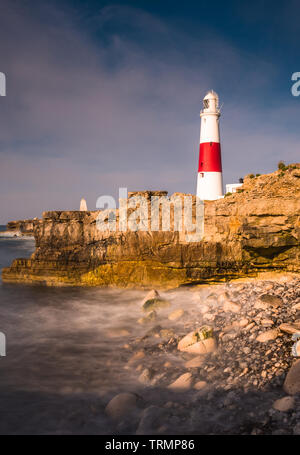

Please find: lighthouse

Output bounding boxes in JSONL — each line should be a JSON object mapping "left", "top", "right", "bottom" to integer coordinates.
{"left": 196, "top": 90, "right": 223, "bottom": 200}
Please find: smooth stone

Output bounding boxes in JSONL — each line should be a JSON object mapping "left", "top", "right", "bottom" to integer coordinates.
{"left": 168, "top": 372, "right": 193, "bottom": 390}
{"left": 178, "top": 335, "right": 217, "bottom": 355}
{"left": 256, "top": 329, "right": 279, "bottom": 343}
{"left": 193, "top": 380, "right": 208, "bottom": 390}
{"left": 105, "top": 392, "right": 142, "bottom": 420}
{"left": 283, "top": 360, "right": 300, "bottom": 395}
{"left": 279, "top": 322, "right": 300, "bottom": 335}
{"left": 142, "top": 298, "right": 170, "bottom": 313}
{"left": 272, "top": 396, "right": 295, "bottom": 412}
{"left": 168, "top": 309, "right": 185, "bottom": 321}
{"left": 142, "top": 289, "right": 160, "bottom": 305}
{"left": 261, "top": 319, "right": 274, "bottom": 327}
{"left": 178, "top": 326, "right": 214, "bottom": 351}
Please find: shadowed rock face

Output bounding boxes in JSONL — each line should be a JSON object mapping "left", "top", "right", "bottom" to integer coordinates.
{"left": 2, "top": 167, "right": 300, "bottom": 287}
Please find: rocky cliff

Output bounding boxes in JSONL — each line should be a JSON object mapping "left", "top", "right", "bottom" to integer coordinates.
{"left": 6, "top": 218, "right": 38, "bottom": 236}
{"left": 2, "top": 166, "right": 300, "bottom": 287}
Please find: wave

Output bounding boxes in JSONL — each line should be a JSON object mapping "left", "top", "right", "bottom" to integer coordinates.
{"left": 0, "top": 231, "right": 34, "bottom": 239}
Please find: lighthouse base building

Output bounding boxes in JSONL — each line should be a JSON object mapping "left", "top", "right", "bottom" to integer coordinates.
{"left": 197, "top": 90, "right": 223, "bottom": 200}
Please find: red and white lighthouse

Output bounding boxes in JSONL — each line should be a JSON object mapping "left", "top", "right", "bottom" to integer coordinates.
{"left": 196, "top": 90, "right": 223, "bottom": 200}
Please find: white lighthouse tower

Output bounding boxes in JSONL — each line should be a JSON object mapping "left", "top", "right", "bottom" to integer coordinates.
{"left": 196, "top": 90, "right": 223, "bottom": 200}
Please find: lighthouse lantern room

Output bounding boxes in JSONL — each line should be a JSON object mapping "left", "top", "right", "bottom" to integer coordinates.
{"left": 196, "top": 90, "right": 223, "bottom": 200}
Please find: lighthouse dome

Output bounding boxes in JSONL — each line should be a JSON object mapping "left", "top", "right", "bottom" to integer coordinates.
{"left": 202, "top": 90, "right": 219, "bottom": 112}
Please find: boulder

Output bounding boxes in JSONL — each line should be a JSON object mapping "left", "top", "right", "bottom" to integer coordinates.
{"left": 168, "top": 372, "right": 193, "bottom": 390}
{"left": 143, "top": 298, "right": 170, "bottom": 313}
{"left": 105, "top": 392, "right": 143, "bottom": 420}
{"left": 283, "top": 360, "right": 300, "bottom": 395}
{"left": 180, "top": 337, "right": 216, "bottom": 355}
{"left": 178, "top": 326, "right": 217, "bottom": 355}
{"left": 142, "top": 289, "right": 160, "bottom": 305}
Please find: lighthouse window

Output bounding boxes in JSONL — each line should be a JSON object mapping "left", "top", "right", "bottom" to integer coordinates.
{"left": 203, "top": 99, "right": 209, "bottom": 109}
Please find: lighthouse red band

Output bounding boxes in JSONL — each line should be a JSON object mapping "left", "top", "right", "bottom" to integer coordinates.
{"left": 196, "top": 90, "right": 223, "bottom": 200}
{"left": 198, "top": 142, "right": 222, "bottom": 173}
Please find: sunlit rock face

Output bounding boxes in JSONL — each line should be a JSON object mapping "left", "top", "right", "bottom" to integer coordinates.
{"left": 2, "top": 166, "right": 300, "bottom": 287}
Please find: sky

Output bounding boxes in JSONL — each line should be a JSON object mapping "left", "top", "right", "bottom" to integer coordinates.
{"left": 0, "top": 0, "right": 299, "bottom": 223}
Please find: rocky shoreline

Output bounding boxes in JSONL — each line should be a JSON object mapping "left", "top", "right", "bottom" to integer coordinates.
{"left": 104, "top": 276, "right": 300, "bottom": 435}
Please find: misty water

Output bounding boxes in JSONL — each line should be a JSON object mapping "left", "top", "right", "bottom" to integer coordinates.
{"left": 1, "top": 227, "right": 298, "bottom": 435}
{"left": 0, "top": 227, "right": 206, "bottom": 434}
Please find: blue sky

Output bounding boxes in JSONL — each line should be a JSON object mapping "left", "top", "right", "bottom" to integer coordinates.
{"left": 0, "top": 0, "right": 299, "bottom": 223}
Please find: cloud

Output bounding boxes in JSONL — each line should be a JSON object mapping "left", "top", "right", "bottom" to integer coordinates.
{"left": 0, "top": 1, "right": 299, "bottom": 223}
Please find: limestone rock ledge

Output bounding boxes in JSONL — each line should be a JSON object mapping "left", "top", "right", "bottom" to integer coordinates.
{"left": 6, "top": 218, "right": 38, "bottom": 236}
{"left": 2, "top": 167, "right": 300, "bottom": 288}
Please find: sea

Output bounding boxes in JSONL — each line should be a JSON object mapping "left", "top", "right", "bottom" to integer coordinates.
{"left": 0, "top": 226, "right": 197, "bottom": 434}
